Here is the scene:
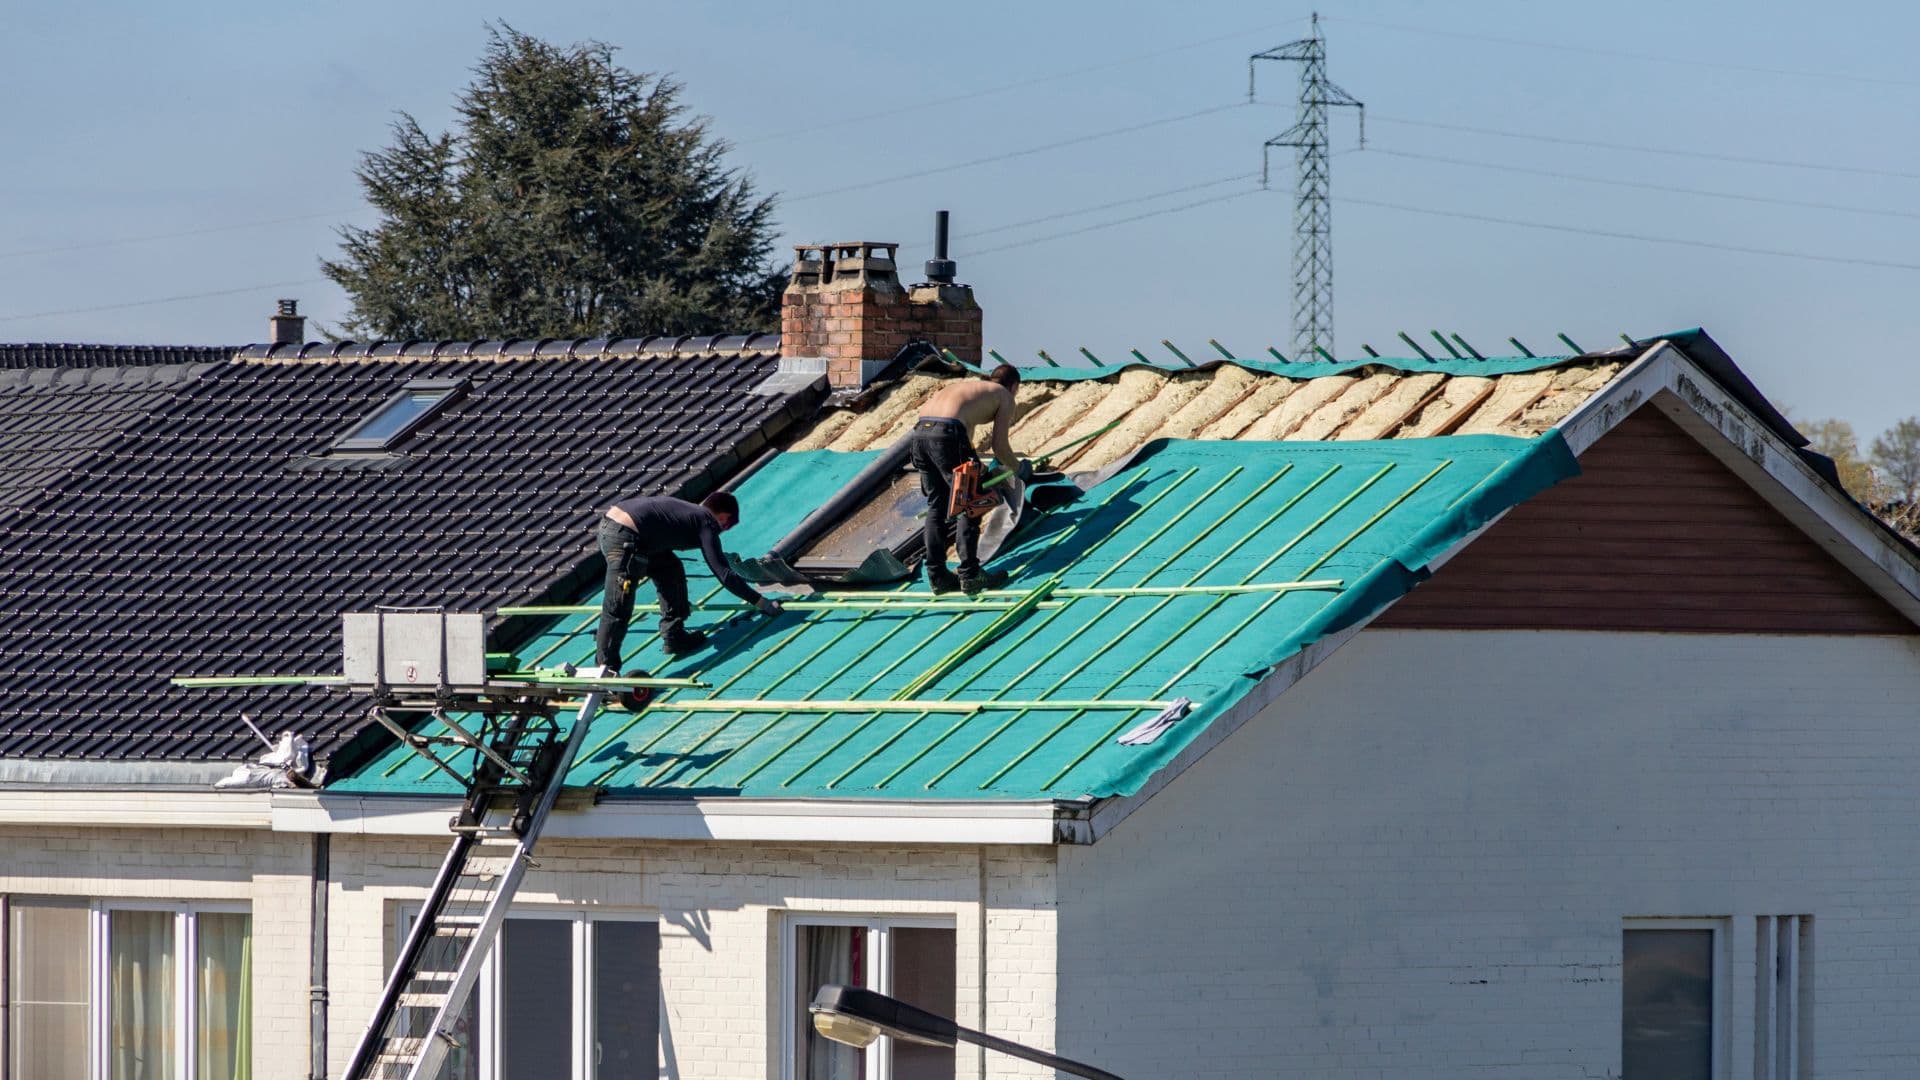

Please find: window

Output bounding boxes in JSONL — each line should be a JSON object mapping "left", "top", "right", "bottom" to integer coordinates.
{"left": 1755, "top": 915, "right": 1810, "bottom": 1080}
{"left": 1623, "top": 919, "right": 1723, "bottom": 1080}
{"left": 399, "top": 909, "right": 658, "bottom": 1080}
{"left": 784, "top": 917, "right": 956, "bottom": 1080}
{"left": 5, "top": 900, "right": 250, "bottom": 1080}
{"left": 332, "top": 378, "right": 465, "bottom": 451}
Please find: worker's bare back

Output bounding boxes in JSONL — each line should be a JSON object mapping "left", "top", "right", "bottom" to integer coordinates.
{"left": 918, "top": 377, "right": 1019, "bottom": 470}
{"left": 918, "top": 378, "right": 1011, "bottom": 430}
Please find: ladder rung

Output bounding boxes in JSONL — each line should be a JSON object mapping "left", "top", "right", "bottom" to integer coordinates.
{"left": 436, "top": 913, "right": 485, "bottom": 926}
{"left": 433, "top": 923, "right": 478, "bottom": 938}
{"left": 449, "top": 824, "right": 521, "bottom": 839}
{"left": 398, "top": 991, "right": 448, "bottom": 1008}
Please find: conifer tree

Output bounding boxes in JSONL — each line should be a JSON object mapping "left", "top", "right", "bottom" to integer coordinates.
{"left": 324, "top": 25, "right": 782, "bottom": 339}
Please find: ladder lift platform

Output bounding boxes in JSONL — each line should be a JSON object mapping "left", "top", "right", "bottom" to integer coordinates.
{"left": 176, "top": 609, "right": 695, "bottom": 1078}
{"left": 318, "top": 611, "right": 672, "bottom": 1080}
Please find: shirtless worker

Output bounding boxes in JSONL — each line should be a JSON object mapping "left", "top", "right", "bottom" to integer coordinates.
{"left": 594, "top": 491, "right": 782, "bottom": 669}
{"left": 911, "top": 364, "right": 1028, "bottom": 595}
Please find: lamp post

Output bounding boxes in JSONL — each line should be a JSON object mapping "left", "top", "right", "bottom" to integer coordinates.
{"left": 809, "top": 984, "right": 1127, "bottom": 1080}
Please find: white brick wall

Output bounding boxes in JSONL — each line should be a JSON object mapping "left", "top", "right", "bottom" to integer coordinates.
{"left": 1056, "top": 630, "right": 1920, "bottom": 1079}
{"left": 325, "top": 835, "right": 1059, "bottom": 1079}
{"left": 0, "top": 824, "right": 315, "bottom": 1079}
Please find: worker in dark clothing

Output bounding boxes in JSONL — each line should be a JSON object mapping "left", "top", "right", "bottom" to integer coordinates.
{"left": 911, "top": 364, "right": 1026, "bottom": 595}
{"left": 594, "top": 491, "right": 781, "bottom": 667}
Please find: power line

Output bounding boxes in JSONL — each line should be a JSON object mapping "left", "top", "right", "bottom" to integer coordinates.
{"left": 0, "top": 210, "right": 361, "bottom": 262}
{"left": 735, "top": 15, "right": 1309, "bottom": 146}
{"left": 786, "top": 101, "right": 1247, "bottom": 202}
{"left": 963, "top": 173, "right": 1257, "bottom": 239}
{"left": 1372, "top": 114, "right": 1920, "bottom": 182}
{"left": 961, "top": 187, "right": 1261, "bottom": 259}
{"left": 1321, "top": 13, "right": 1920, "bottom": 90}
{"left": 1368, "top": 147, "right": 1920, "bottom": 222}
{"left": 1339, "top": 195, "right": 1920, "bottom": 272}
{"left": 0, "top": 279, "right": 328, "bottom": 325}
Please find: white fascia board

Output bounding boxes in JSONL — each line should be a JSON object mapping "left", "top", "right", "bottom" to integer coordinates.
{"left": 271, "top": 791, "right": 1076, "bottom": 845}
{"left": 0, "top": 788, "right": 272, "bottom": 829}
{"left": 1559, "top": 342, "right": 1920, "bottom": 624}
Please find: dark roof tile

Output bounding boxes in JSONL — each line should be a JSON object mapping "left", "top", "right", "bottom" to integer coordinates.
{"left": 0, "top": 345, "right": 819, "bottom": 761}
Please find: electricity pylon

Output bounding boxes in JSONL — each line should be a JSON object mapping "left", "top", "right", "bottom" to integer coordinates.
{"left": 1250, "top": 13, "right": 1364, "bottom": 359}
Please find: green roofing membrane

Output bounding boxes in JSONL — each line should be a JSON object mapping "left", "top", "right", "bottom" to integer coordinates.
{"left": 1003, "top": 351, "right": 1581, "bottom": 382}
{"left": 328, "top": 433, "right": 1577, "bottom": 802}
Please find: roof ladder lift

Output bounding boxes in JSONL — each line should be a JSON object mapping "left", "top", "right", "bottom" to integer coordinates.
{"left": 339, "top": 609, "right": 611, "bottom": 1080}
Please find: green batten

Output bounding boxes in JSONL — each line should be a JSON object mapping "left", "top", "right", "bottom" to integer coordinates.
{"left": 328, "top": 435, "right": 1579, "bottom": 803}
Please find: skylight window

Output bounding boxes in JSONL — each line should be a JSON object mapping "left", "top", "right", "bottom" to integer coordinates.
{"left": 333, "top": 378, "right": 466, "bottom": 451}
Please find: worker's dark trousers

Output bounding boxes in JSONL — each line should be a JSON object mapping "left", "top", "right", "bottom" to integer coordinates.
{"left": 910, "top": 417, "right": 981, "bottom": 576}
{"left": 595, "top": 517, "right": 692, "bottom": 668}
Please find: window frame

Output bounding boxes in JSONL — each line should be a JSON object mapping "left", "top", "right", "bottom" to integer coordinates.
{"left": 331, "top": 377, "right": 467, "bottom": 452}
{"left": 396, "top": 904, "right": 659, "bottom": 1080}
{"left": 1623, "top": 916, "right": 1728, "bottom": 1080}
{"left": 780, "top": 914, "right": 957, "bottom": 1080}
{"left": 4, "top": 897, "right": 250, "bottom": 1080}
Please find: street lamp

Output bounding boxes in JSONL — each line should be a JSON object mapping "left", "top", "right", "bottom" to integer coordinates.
{"left": 809, "top": 984, "right": 1127, "bottom": 1080}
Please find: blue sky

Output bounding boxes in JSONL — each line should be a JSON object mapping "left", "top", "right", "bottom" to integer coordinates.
{"left": 3, "top": 0, "right": 1917, "bottom": 441}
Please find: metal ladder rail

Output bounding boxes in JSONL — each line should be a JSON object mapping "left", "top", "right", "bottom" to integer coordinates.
{"left": 342, "top": 691, "right": 606, "bottom": 1080}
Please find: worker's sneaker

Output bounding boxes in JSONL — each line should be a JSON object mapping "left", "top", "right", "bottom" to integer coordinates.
{"left": 662, "top": 630, "right": 708, "bottom": 657}
{"left": 958, "top": 568, "right": 1008, "bottom": 596}
{"left": 927, "top": 565, "right": 962, "bottom": 595}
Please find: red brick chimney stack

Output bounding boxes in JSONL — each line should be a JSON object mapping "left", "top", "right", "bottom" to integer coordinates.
{"left": 780, "top": 216, "right": 984, "bottom": 390}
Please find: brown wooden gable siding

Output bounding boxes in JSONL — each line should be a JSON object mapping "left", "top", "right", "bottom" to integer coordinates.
{"left": 1374, "top": 406, "right": 1914, "bottom": 634}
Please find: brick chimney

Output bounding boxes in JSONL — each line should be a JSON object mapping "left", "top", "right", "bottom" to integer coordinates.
{"left": 780, "top": 214, "right": 983, "bottom": 389}
{"left": 269, "top": 299, "right": 306, "bottom": 345}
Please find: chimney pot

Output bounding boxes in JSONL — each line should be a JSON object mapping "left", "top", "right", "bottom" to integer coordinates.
{"left": 269, "top": 298, "right": 306, "bottom": 346}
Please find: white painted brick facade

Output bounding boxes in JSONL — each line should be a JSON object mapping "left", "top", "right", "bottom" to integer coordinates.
{"left": 324, "top": 836, "right": 1058, "bottom": 1079}
{"left": 0, "top": 824, "right": 314, "bottom": 1078}
{"left": 1057, "top": 629, "right": 1920, "bottom": 1079}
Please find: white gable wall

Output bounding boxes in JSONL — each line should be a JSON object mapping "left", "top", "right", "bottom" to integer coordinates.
{"left": 1056, "top": 628, "right": 1920, "bottom": 1079}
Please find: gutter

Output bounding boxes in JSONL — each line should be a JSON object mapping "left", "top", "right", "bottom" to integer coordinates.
{"left": 0, "top": 758, "right": 237, "bottom": 787}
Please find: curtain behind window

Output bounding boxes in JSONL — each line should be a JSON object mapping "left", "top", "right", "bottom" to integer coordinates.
{"left": 110, "top": 910, "right": 176, "bottom": 1080}
{"left": 9, "top": 900, "right": 88, "bottom": 1080}
{"left": 196, "top": 913, "right": 251, "bottom": 1080}
{"left": 798, "top": 926, "right": 862, "bottom": 1080}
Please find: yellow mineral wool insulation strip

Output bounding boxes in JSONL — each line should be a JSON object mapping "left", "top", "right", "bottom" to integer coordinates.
{"left": 1156, "top": 364, "right": 1264, "bottom": 440}
{"left": 1195, "top": 376, "right": 1300, "bottom": 439}
{"left": 1044, "top": 369, "right": 1172, "bottom": 469}
{"left": 1009, "top": 379, "right": 1111, "bottom": 446}
{"left": 1509, "top": 362, "right": 1623, "bottom": 434}
{"left": 1398, "top": 376, "right": 1497, "bottom": 437}
{"left": 1452, "top": 369, "right": 1561, "bottom": 436}
{"left": 1068, "top": 369, "right": 1218, "bottom": 471}
{"left": 824, "top": 373, "right": 948, "bottom": 450}
{"left": 1335, "top": 372, "right": 1447, "bottom": 440}
{"left": 1239, "top": 374, "right": 1357, "bottom": 440}
{"left": 785, "top": 408, "right": 858, "bottom": 451}
{"left": 1288, "top": 370, "right": 1403, "bottom": 441}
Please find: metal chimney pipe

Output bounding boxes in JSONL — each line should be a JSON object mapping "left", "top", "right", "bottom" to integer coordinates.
{"left": 924, "top": 211, "right": 956, "bottom": 285}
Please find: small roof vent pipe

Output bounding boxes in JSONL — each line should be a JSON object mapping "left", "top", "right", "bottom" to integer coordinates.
{"left": 924, "top": 210, "right": 956, "bottom": 285}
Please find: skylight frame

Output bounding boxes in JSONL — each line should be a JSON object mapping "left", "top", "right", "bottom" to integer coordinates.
{"left": 331, "top": 377, "right": 468, "bottom": 452}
